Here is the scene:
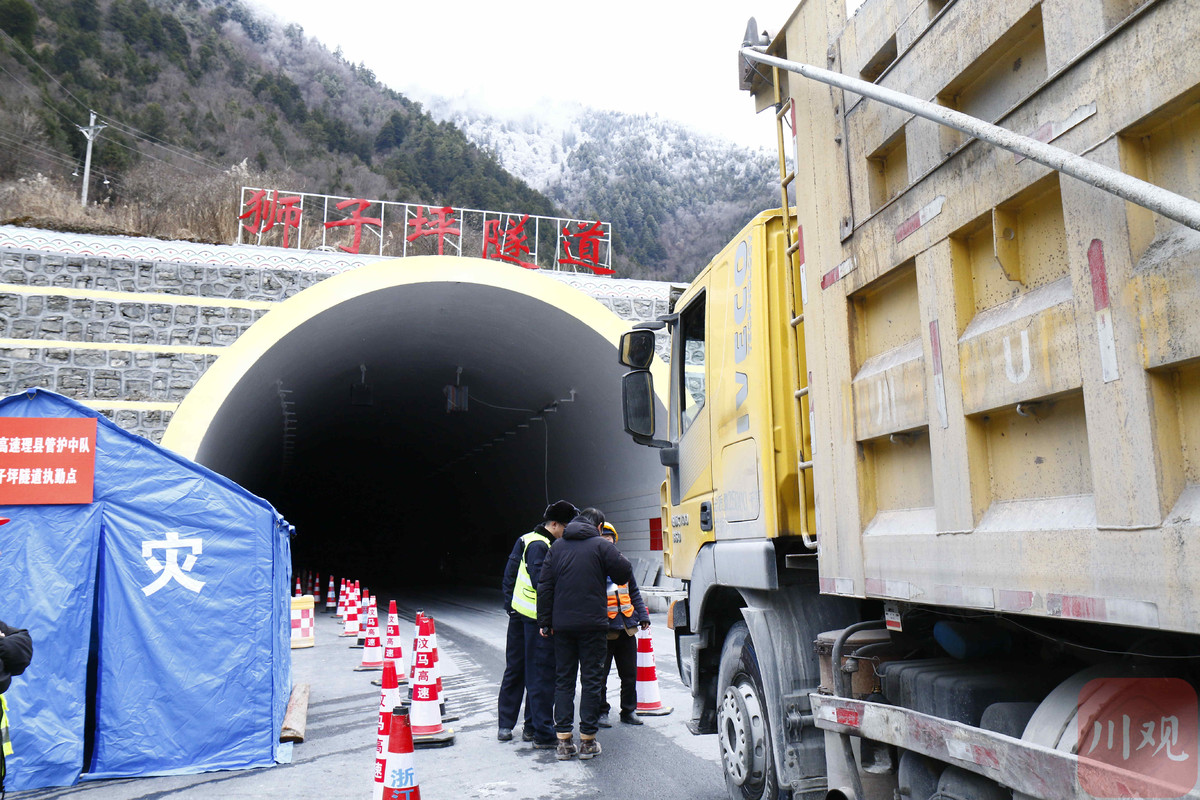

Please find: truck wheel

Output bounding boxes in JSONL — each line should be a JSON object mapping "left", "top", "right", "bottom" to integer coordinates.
{"left": 717, "top": 621, "right": 786, "bottom": 800}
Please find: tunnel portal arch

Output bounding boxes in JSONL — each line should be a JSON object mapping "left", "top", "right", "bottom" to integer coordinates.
{"left": 162, "top": 256, "right": 669, "bottom": 587}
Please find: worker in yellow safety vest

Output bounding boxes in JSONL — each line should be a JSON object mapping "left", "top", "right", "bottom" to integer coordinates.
{"left": 496, "top": 500, "right": 577, "bottom": 748}
{"left": 597, "top": 523, "right": 650, "bottom": 728}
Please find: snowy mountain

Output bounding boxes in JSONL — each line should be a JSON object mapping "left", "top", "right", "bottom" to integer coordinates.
{"left": 420, "top": 97, "right": 781, "bottom": 281}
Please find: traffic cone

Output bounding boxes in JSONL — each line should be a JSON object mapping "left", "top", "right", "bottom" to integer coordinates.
{"left": 373, "top": 698, "right": 393, "bottom": 800}
{"left": 425, "top": 616, "right": 456, "bottom": 723}
{"left": 294, "top": 574, "right": 302, "bottom": 597}
{"left": 382, "top": 708, "right": 422, "bottom": 799}
{"left": 326, "top": 575, "right": 337, "bottom": 612}
{"left": 634, "top": 628, "right": 673, "bottom": 715}
{"left": 357, "top": 600, "right": 385, "bottom": 670}
{"left": 409, "top": 629, "right": 454, "bottom": 746}
{"left": 355, "top": 593, "right": 372, "bottom": 648}
{"left": 383, "top": 600, "right": 406, "bottom": 680}
{"left": 381, "top": 660, "right": 404, "bottom": 711}
{"left": 342, "top": 582, "right": 360, "bottom": 637}
{"left": 310, "top": 571, "right": 320, "bottom": 598}
{"left": 408, "top": 612, "right": 424, "bottom": 684}
{"left": 337, "top": 578, "right": 348, "bottom": 618}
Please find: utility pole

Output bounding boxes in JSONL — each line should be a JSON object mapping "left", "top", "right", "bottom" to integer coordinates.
{"left": 76, "top": 111, "right": 106, "bottom": 207}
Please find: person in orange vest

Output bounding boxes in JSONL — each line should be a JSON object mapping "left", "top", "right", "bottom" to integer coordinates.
{"left": 596, "top": 522, "right": 650, "bottom": 728}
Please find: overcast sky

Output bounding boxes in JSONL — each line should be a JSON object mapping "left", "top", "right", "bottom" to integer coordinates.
{"left": 250, "top": 1, "right": 802, "bottom": 150}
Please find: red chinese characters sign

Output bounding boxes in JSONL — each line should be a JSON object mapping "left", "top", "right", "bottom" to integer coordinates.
{"left": 558, "top": 221, "right": 613, "bottom": 275}
{"left": 0, "top": 417, "right": 98, "bottom": 505}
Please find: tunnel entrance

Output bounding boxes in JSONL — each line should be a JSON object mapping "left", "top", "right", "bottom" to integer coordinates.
{"left": 162, "top": 257, "right": 667, "bottom": 591}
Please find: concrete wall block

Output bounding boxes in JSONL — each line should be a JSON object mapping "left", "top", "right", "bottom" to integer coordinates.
{"left": 107, "top": 321, "right": 131, "bottom": 343}
{"left": 93, "top": 369, "right": 121, "bottom": 399}
{"left": 64, "top": 257, "right": 86, "bottom": 275}
{"left": 131, "top": 325, "right": 153, "bottom": 344}
{"left": 109, "top": 351, "right": 132, "bottom": 368}
{"left": 49, "top": 275, "right": 71, "bottom": 288}
{"left": 155, "top": 264, "right": 182, "bottom": 288}
{"left": 85, "top": 321, "right": 106, "bottom": 340}
{"left": 23, "top": 295, "right": 43, "bottom": 316}
{"left": 173, "top": 306, "right": 198, "bottom": 325}
{"left": 46, "top": 295, "right": 68, "bottom": 312}
{"left": 133, "top": 352, "right": 153, "bottom": 368}
{"left": 119, "top": 302, "right": 146, "bottom": 321}
{"left": 180, "top": 265, "right": 201, "bottom": 283}
{"left": 114, "top": 409, "right": 139, "bottom": 428}
{"left": 38, "top": 316, "right": 64, "bottom": 336}
{"left": 56, "top": 367, "right": 89, "bottom": 392}
{"left": 0, "top": 270, "right": 27, "bottom": 283}
{"left": 45, "top": 348, "right": 70, "bottom": 363}
{"left": 2, "top": 252, "right": 20, "bottom": 267}
{"left": 9, "top": 319, "right": 36, "bottom": 338}
{"left": 195, "top": 326, "right": 213, "bottom": 345}
{"left": 148, "top": 303, "right": 172, "bottom": 324}
{"left": 110, "top": 260, "right": 134, "bottom": 279}
{"left": 200, "top": 306, "right": 227, "bottom": 323}
{"left": 42, "top": 255, "right": 63, "bottom": 274}
{"left": 136, "top": 263, "right": 154, "bottom": 289}
{"left": 74, "top": 350, "right": 107, "bottom": 367}
{"left": 64, "top": 321, "right": 83, "bottom": 341}
{"left": 71, "top": 298, "right": 95, "bottom": 317}
{"left": 123, "top": 378, "right": 152, "bottom": 401}
{"left": 94, "top": 301, "right": 116, "bottom": 319}
{"left": 95, "top": 276, "right": 119, "bottom": 290}
{"left": 214, "top": 325, "right": 239, "bottom": 345}
{"left": 170, "top": 328, "right": 196, "bottom": 345}
{"left": 229, "top": 307, "right": 253, "bottom": 323}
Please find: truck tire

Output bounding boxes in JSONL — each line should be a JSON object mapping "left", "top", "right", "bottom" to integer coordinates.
{"left": 717, "top": 621, "right": 788, "bottom": 800}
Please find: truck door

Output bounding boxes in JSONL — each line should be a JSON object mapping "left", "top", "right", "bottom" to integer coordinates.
{"left": 669, "top": 292, "right": 713, "bottom": 526}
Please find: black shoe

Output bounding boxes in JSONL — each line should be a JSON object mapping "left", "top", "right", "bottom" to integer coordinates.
{"left": 619, "top": 712, "right": 644, "bottom": 725}
{"left": 497, "top": 727, "right": 513, "bottom": 741}
{"left": 532, "top": 739, "right": 558, "bottom": 750}
{"left": 597, "top": 712, "right": 612, "bottom": 728}
{"left": 521, "top": 727, "right": 535, "bottom": 742}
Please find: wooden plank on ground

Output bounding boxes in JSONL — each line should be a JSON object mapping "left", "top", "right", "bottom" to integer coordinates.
{"left": 280, "top": 683, "right": 310, "bottom": 743}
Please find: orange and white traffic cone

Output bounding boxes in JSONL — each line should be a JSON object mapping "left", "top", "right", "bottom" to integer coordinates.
{"left": 384, "top": 600, "right": 405, "bottom": 679}
{"left": 382, "top": 708, "right": 422, "bottom": 799}
{"left": 409, "top": 626, "right": 454, "bottom": 746}
{"left": 373, "top": 696, "right": 393, "bottom": 800}
{"left": 381, "top": 660, "right": 404, "bottom": 711}
{"left": 634, "top": 628, "right": 673, "bottom": 715}
{"left": 356, "top": 590, "right": 371, "bottom": 647}
{"left": 326, "top": 575, "right": 337, "bottom": 612}
{"left": 336, "top": 578, "right": 348, "bottom": 618}
{"left": 294, "top": 574, "right": 302, "bottom": 597}
{"left": 342, "top": 582, "right": 360, "bottom": 637}
{"left": 424, "top": 616, "right": 456, "bottom": 722}
{"left": 357, "top": 600, "right": 385, "bottom": 671}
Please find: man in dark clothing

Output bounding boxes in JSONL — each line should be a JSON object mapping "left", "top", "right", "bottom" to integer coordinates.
{"left": 537, "top": 507, "right": 633, "bottom": 761}
{"left": 496, "top": 500, "right": 576, "bottom": 749}
{"left": 596, "top": 522, "right": 650, "bottom": 728}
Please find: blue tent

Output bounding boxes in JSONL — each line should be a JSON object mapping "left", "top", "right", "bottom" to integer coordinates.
{"left": 0, "top": 389, "right": 291, "bottom": 791}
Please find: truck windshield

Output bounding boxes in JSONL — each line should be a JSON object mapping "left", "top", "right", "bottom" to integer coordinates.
{"left": 678, "top": 294, "right": 706, "bottom": 436}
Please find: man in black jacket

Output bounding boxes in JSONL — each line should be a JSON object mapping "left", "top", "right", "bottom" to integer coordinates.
{"left": 537, "top": 507, "right": 633, "bottom": 761}
{"left": 496, "top": 500, "right": 576, "bottom": 749}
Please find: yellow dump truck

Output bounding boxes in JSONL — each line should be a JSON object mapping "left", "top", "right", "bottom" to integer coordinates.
{"left": 618, "top": 1, "right": 1200, "bottom": 799}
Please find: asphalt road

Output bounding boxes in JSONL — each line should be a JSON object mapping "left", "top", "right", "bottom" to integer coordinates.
{"left": 12, "top": 586, "right": 729, "bottom": 800}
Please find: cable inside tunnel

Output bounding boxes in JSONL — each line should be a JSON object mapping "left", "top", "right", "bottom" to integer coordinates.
{"left": 160, "top": 257, "right": 668, "bottom": 591}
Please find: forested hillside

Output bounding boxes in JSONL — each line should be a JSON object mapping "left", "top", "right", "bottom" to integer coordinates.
{"left": 0, "top": 0, "right": 556, "bottom": 239}
{"left": 0, "top": 0, "right": 781, "bottom": 280}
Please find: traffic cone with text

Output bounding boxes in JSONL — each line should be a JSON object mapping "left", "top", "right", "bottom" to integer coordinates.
{"left": 355, "top": 590, "right": 371, "bottom": 648}
{"left": 408, "top": 615, "right": 454, "bottom": 746}
{"left": 425, "top": 615, "right": 456, "bottom": 722}
{"left": 373, "top": 691, "right": 393, "bottom": 800}
{"left": 382, "top": 708, "right": 422, "bottom": 799}
{"left": 383, "top": 600, "right": 406, "bottom": 681}
{"left": 357, "top": 599, "right": 385, "bottom": 670}
{"left": 634, "top": 628, "right": 673, "bottom": 715}
{"left": 342, "top": 581, "right": 360, "bottom": 637}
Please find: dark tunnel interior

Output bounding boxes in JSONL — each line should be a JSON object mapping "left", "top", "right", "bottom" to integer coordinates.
{"left": 185, "top": 278, "right": 665, "bottom": 591}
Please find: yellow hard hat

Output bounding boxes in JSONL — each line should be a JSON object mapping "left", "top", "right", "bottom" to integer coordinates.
{"left": 600, "top": 522, "right": 618, "bottom": 542}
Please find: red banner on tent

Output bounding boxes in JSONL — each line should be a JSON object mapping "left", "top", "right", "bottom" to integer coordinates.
{"left": 0, "top": 417, "right": 97, "bottom": 505}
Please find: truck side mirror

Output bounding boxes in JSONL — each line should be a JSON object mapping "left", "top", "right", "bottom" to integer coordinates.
{"left": 618, "top": 330, "right": 657, "bottom": 370}
{"left": 622, "top": 370, "right": 656, "bottom": 438}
